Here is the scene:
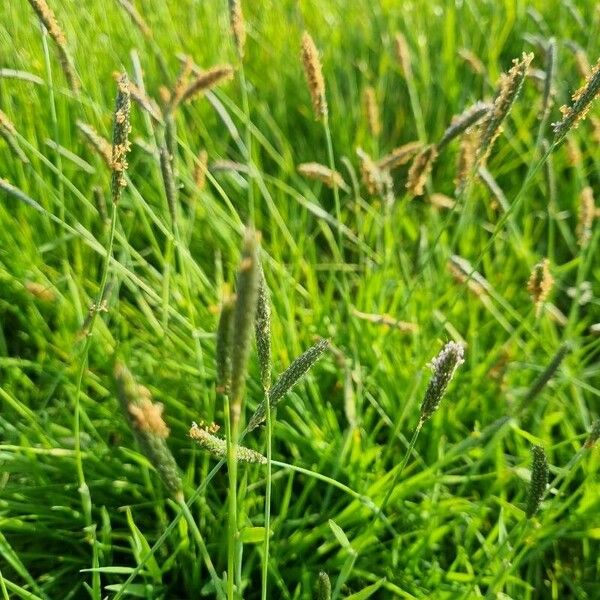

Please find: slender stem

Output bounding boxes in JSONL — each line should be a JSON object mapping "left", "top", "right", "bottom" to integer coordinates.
{"left": 323, "top": 116, "right": 343, "bottom": 262}
{"left": 261, "top": 392, "right": 272, "bottom": 600}
{"left": 176, "top": 495, "right": 226, "bottom": 600}
{"left": 239, "top": 62, "right": 255, "bottom": 224}
{"left": 376, "top": 420, "right": 423, "bottom": 520}
{"left": 224, "top": 396, "right": 238, "bottom": 600}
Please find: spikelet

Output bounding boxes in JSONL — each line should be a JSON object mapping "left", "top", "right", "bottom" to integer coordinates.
{"left": 194, "top": 149, "right": 209, "bottom": 190}
{"left": 169, "top": 56, "right": 194, "bottom": 109}
{"left": 394, "top": 33, "right": 412, "bottom": 79}
{"left": 458, "top": 48, "right": 485, "bottom": 75}
{"left": 26, "top": 0, "right": 79, "bottom": 93}
{"left": 229, "top": 0, "right": 246, "bottom": 58}
{"left": 297, "top": 162, "right": 348, "bottom": 191}
{"left": 301, "top": 32, "right": 327, "bottom": 120}
{"left": 190, "top": 422, "right": 266, "bottom": 463}
{"left": 577, "top": 186, "right": 595, "bottom": 247}
{"left": 112, "top": 71, "right": 162, "bottom": 123}
{"left": 363, "top": 86, "right": 381, "bottom": 137}
{"left": 553, "top": 58, "right": 600, "bottom": 143}
{"left": 76, "top": 121, "right": 112, "bottom": 167}
{"left": 477, "top": 53, "right": 533, "bottom": 163}
{"left": 454, "top": 129, "right": 478, "bottom": 192}
{"left": 419, "top": 341, "right": 465, "bottom": 424}
{"left": 115, "top": 363, "right": 182, "bottom": 499}
{"left": 25, "top": 281, "right": 55, "bottom": 302}
{"left": 0, "top": 110, "right": 29, "bottom": 163}
{"left": 526, "top": 445, "right": 548, "bottom": 518}
{"left": 565, "top": 138, "right": 583, "bottom": 166}
{"left": 584, "top": 419, "right": 600, "bottom": 449}
{"left": 437, "top": 101, "right": 491, "bottom": 150}
{"left": 118, "top": 0, "right": 153, "bottom": 39}
{"left": 229, "top": 229, "right": 261, "bottom": 427}
{"left": 255, "top": 263, "right": 272, "bottom": 391}
{"left": 429, "top": 193, "right": 455, "bottom": 210}
{"left": 317, "top": 571, "right": 332, "bottom": 600}
{"left": 110, "top": 74, "right": 132, "bottom": 204}
{"left": 523, "top": 343, "right": 570, "bottom": 406}
{"left": 377, "top": 141, "right": 423, "bottom": 171}
{"left": 248, "top": 338, "right": 330, "bottom": 431}
{"left": 406, "top": 144, "right": 438, "bottom": 197}
{"left": 178, "top": 65, "right": 234, "bottom": 105}
{"left": 215, "top": 288, "right": 236, "bottom": 395}
{"left": 527, "top": 258, "right": 553, "bottom": 316}
{"left": 541, "top": 39, "right": 556, "bottom": 121}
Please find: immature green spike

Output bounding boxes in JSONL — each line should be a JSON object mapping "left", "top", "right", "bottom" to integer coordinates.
{"left": 316, "top": 571, "right": 331, "bottom": 600}
{"left": 159, "top": 145, "right": 177, "bottom": 224}
{"left": 248, "top": 338, "right": 330, "bottom": 431}
{"left": 216, "top": 290, "right": 236, "bottom": 395}
{"left": 523, "top": 342, "right": 570, "bottom": 406}
{"left": 115, "top": 362, "right": 182, "bottom": 499}
{"left": 229, "top": 228, "right": 261, "bottom": 427}
{"left": 526, "top": 445, "right": 548, "bottom": 518}
{"left": 255, "top": 263, "right": 272, "bottom": 391}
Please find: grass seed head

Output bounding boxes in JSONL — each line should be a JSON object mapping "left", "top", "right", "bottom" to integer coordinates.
{"left": 215, "top": 288, "right": 236, "bottom": 395}
{"left": 438, "top": 101, "right": 491, "bottom": 150}
{"left": 394, "top": 33, "right": 412, "bottom": 78}
{"left": 255, "top": 263, "right": 272, "bottom": 391}
{"left": 377, "top": 141, "right": 423, "bottom": 171}
{"left": 189, "top": 422, "right": 266, "bottom": 463}
{"left": 26, "top": 0, "right": 79, "bottom": 93}
{"left": 110, "top": 73, "right": 132, "bottom": 204}
{"left": 118, "top": 0, "right": 153, "bottom": 39}
{"left": 112, "top": 72, "right": 162, "bottom": 123}
{"left": 554, "top": 58, "right": 600, "bottom": 143}
{"left": 406, "top": 144, "right": 438, "bottom": 197}
{"left": 419, "top": 341, "right": 465, "bottom": 424}
{"left": 301, "top": 31, "right": 327, "bottom": 120}
{"left": 577, "top": 186, "right": 595, "bottom": 247}
{"left": 526, "top": 445, "right": 548, "bottom": 518}
{"left": 178, "top": 65, "right": 234, "bottom": 104}
{"left": 297, "top": 162, "right": 347, "bottom": 191}
{"left": 229, "top": 0, "right": 246, "bottom": 58}
{"left": 527, "top": 258, "right": 553, "bottom": 316}
{"left": 76, "top": 121, "right": 112, "bottom": 167}
{"left": 363, "top": 86, "right": 381, "bottom": 137}
{"left": 194, "top": 149, "right": 209, "bottom": 190}
{"left": 317, "top": 571, "right": 332, "bottom": 600}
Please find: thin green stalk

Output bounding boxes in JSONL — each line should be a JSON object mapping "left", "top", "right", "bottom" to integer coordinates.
{"left": 224, "top": 395, "right": 238, "bottom": 600}
{"left": 261, "top": 393, "right": 272, "bottom": 600}
{"left": 323, "top": 115, "right": 343, "bottom": 263}
{"left": 176, "top": 495, "right": 225, "bottom": 600}
{"left": 375, "top": 420, "right": 423, "bottom": 522}
{"left": 239, "top": 62, "right": 255, "bottom": 224}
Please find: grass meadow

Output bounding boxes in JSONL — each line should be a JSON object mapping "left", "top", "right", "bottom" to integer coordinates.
{"left": 0, "top": 0, "right": 599, "bottom": 598}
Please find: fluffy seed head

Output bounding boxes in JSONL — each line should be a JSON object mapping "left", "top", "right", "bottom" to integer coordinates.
{"left": 178, "top": 65, "right": 234, "bottom": 105}
{"left": 128, "top": 397, "right": 170, "bottom": 439}
{"left": 301, "top": 32, "right": 327, "bottom": 119}
{"left": 394, "top": 33, "right": 412, "bottom": 78}
{"left": 527, "top": 258, "right": 553, "bottom": 316}
{"left": 577, "top": 186, "right": 595, "bottom": 247}
{"left": 111, "top": 74, "right": 132, "bottom": 204}
{"left": 554, "top": 58, "right": 600, "bottom": 143}
{"left": 406, "top": 144, "right": 438, "bottom": 197}
{"left": 419, "top": 341, "right": 465, "bottom": 424}
{"left": 526, "top": 445, "right": 548, "bottom": 518}
{"left": 454, "top": 129, "right": 479, "bottom": 193}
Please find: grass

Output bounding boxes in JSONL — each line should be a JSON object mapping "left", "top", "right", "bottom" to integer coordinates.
{"left": 0, "top": 0, "right": 599, "bottom": 598}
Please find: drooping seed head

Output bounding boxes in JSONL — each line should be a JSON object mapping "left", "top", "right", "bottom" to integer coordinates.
{"left": 406, "top": 144, "right": 438, "bottom": 197}
{"left": 76, "top": 121, "right": 113, "bottom": 167}
{"left": 194, "top": 149, "right": 209, "bottom": 190}
{"left": 526, "top": 445, "right": 548, "bottom": 518}
{"left": 301, "top": 32, "right": 327, "bottom": 120}
{"left": 454, "top": 128, "right": 479, "bottom": 193}
{"left": 118, "top": 0, "right": 153, "bottom": 39}
{"left": 553, "top": 58, "right": 600, "bottom": 143}
{"left": 110, "top": 73, "right": 132, "bottom": 204}
{"left": 178, "top": 65, "right": 234, "bottom": 105}
{"left": 419, "top": 341, "right": 465, "bottom": 424}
